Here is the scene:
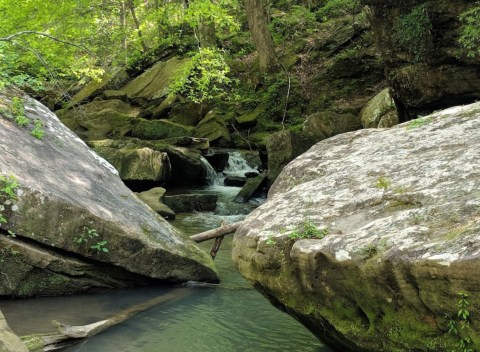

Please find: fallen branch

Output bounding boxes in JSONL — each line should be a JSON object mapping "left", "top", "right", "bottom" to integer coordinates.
{"left": 21, "top": 288, "right": 189, "bottom": 351}
{"left": 190, "top": 221, "right": 242, "bottom": 243}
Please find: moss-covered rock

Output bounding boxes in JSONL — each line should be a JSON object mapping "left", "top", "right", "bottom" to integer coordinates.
{"left": 163, "top": 194, "right": 218, "bottom": 213}
{"left": 233, "top": 102, "right": 480, "bottom": 351}
{"left": 362, "top": 0, "right": 480, "bottom": 116}
{"left": 103, "top": 90, "right": 128, "bottom": 102}
{"left": 0, "top": 91, "right": 217, "bottom": 297}
{"left": 132, "top": 119, "right": 196, "bottom": 140}
{"left": 90, "top": 139, "right": 171, "bottom": 182}
{"left": 123, "top": 57, "right": 190, "bottom": 105}
{"left": 89, "top": 138, "right": 208, "bottom": 187}
{"left": 71, "top": 68, "right": 130, "bottom": 105}
{"left": 234, "top": 172, "right": 268, "bottom": 203}
{"left": 136, "top": 187, "right": 175, "bottom": 220}
{"left": 235, "top": 105, "right": 264, "bottom": 128}
{"left": 304, "top": 110, "right": 362, "bottom": 140}
{"left": 57, "top": 99, "right": 138, "bottom": 140}
{"left": 195, "top": 109, "right": 232, "bottom": 147}
{"left": 266, "top": 130, "right": 315, "bottom": 185}
{"left": 360, "top": 88, "right": 399, "bottom": 128}
{"left": 170, "top": 101, "right": 208, "bottom": 126}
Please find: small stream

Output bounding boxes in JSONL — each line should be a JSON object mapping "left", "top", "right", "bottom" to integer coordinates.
{"left": 0, "top": 151, "right": 332, "bottom": 352}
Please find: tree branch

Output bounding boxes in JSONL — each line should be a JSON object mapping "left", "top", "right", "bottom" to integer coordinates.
{"left": 0, "top": 31, "right": 92, "bottom": 54}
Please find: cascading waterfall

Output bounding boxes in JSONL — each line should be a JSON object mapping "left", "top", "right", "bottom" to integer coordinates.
{"left": 201, "top": 151, "right": 258, "bottom": 187}
{"left": 200, "top": 156, "right": 223, "bottom": 186}
{"left": 196, "top": 151, "right": 263, "bottom": 218}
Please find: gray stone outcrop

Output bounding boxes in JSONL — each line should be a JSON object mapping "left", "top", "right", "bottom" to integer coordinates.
{"left": 233, "top": 102, "right": 480, "bottom": 351}
{"left": 0, "top": 90, "right": 217, "bottom": 297}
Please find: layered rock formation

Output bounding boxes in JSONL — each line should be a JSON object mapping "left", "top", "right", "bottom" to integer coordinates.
{"left": 0, "top": 89, "right": 217, "bottom": 297}
{"left": 233, "top": 102, "right": 480, "bottom": 351}
{"left": 362, "top": 0, "right": 480, "bottom": 118}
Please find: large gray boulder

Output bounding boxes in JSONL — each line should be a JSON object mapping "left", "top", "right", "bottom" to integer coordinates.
{"left": 0, "top": 311, "right": 28, "bottom": 352}
{"left": 0, "top": 90, "right": 217, "bottom": 297}
{"left": 233, "top": 102, "right": 480, "bottom": 351}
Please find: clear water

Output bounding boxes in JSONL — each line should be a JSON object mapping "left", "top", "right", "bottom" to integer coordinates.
{"left": 0, "top": 152, "right": 333, "bottom": 352}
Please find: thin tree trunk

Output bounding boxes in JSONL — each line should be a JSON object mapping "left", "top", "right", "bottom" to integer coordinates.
{"left": 126, "top": 0, "right": 149, "bottom": 52}
{"left": 190, "top": 221, "right": 242, "bottom": 243}
{"left": 120, "top": 1, "right": 128, "bottom": 62}
{"left": 21, "top": 289, "right": 189, "bottom": 351}
{"left": 244, "top": 0, "right": 276, "bottom": 72}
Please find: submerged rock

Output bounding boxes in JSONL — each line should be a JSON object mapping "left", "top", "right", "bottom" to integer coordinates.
{"left": 0, "top": 90, "right": 217, "bottom": 297}
{"left": 163, "top": 194, "right": 217, "bottom": 213}
{"left": 233, "top": 102, "right": 480, "bottom": 351}
{"left": 234, "top": 172, "right": 267, "bottom": 203}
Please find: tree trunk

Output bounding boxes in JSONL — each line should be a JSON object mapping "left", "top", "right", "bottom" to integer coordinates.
{"left": 120, "top": 1, "right": 128, "bottom": 62}
{"left": 21, "top": 289, "right": 189, "bottom": 351}
{"left": 126, "top": 0, "right": 149, "bottom": 53}
{"left": 244, "top": 0, "right": 276, "bottom": 72}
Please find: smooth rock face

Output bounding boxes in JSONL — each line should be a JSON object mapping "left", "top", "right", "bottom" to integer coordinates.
{"left": 0, "top": 91, "right": 217, "bottom": 296}
{"left": 0, "top": 311, "right": 28, "bottom": 352}
{"left": 233, "top": 102, "right": 480, "bottom": 351}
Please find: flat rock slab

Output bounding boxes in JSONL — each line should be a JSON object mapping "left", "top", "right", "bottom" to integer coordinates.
{"left": 233, "top": 103, "right": 480, "bottom": 351}
{"left": 0, "top": 90, "right": 217, "bottom": 296}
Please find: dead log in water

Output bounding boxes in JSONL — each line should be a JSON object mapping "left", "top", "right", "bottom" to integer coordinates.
{"left": 21, "top": 288, "right": 189, "bottom": 351}
{"left": 189, "top": 221, "right": 242, "bottom": 243}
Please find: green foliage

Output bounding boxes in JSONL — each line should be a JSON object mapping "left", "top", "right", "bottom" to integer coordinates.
{"left": 375, "top": 176, "right": 391, "bottom": 191}
{"left": 0, "top": 174, "right": 18, "bottom": 231}
{"left": 406, "top": 116, "right": 433, "bottom": 129}
{"left": 459, "top": 4, "right": 480, "bottom": 58}
{"left": 446, "top": 292, "right": 476, "bottom": 352}
{"left": 1, "top": 96, "right": 46, "bottom": 139}
{"left": 170, "top": 47, "right": 236, "bottom": 103}
{"left": 74, "top": 227, "right": 109, "bottom": 254}
{"left": 91, "top": 240, "right": 109, "bottom": 253}
{"left": 266, "top": 235, "right": 276, "bottom": 245}
{"left": 270, "top": 6, "right": 317, "bottom": 43}
{"left": 316, "top": 0, "right": 361, "bottom": 21}
{"left": 75, "top": 227, "right": 99, "bottom": 244}
{"left": 261, "top": 75, "right": 307, "bottom": 127}
{"left": 31, "top": 120, "right": 45, "bottom": 140}
{"left": 289, "top": 220, "right": 329, "bottom": 240}
{"left": 393, "top": 4, "right": 433, "bottom": 61}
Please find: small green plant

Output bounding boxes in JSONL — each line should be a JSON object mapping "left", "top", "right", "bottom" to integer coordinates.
{"left": 266, "top": 235, "right": 276, "bottom": 245}
{"left": 0, "top": 174, "right": 18, "bottom": 225}
{"left": 75, "top": 227, "right": 99, "bottom": 244}
{"left": 446, "top": 292, "right": 476, "bottom": 352}
{"left": 376, "top": 176, "right": 391, "bottom": 192}
{"left": 289, "top": 220, "right": 328, "bottom": 240}
{"left": 74, "top": 227, "right": 109, "bottom": 254}
{"left": 30, "top": 119, "right": 45, "bottom": 139}
{"left": 91, "top": 240, "right": 109, "bottom": 253}
{"left": 406, "top": 117, "right": 433, "bottom": 129}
